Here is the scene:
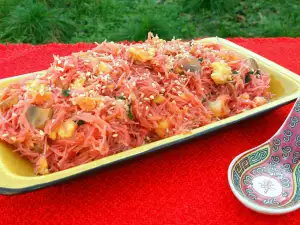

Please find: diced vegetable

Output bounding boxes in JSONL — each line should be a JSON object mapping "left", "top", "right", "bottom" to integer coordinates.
{"left": 33, "top": 92, "right": 53, "bottom": 105}
{"left": 153, "top": 94, "right": 165, "bottom": 104}
{"left": 36, "top": 156, "right": 49, "bottom": 175}
{"left": 129, "top": 47, "right": 156, "bottom": 62}
{"left": 71, "top": 77, "right": 86, "bottom": 89}
{"left": 253, "top": 96, "right": 267, "bottom": 106}
{"left": 0, "top": 95, "right": 18, "bottom": 110}
{"left": 176, "top": 56, "right": 201, "bottom": 73}
{"left": 210, "top": 61, "right": 232, "bottom": 84}
{"left": 26, "top": 105, "right": 53, "bottom": 129}
{"left": 245, "top": 58, "right": 259, "bottom": 71}
{"left": 98, "top": 61, "right": 113, "bottom": 74}
{"left": 155, "top": 120, "right": 169, "bottom": 138}
{"left": 208, "top": 96, "right": 230, "bottom": 117}
{"left": 57, "top": 119, "right": 77, "bottom": 139}
{"left": 76, "top": 96, "right": 98, "bottom": 111}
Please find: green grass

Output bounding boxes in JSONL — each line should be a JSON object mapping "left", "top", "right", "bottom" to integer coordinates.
{"left": 0, "top": 0, "right": 299, "bottom": 44}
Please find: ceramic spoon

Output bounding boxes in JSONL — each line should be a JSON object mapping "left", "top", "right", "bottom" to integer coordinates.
{"left": 228, "top": 97, "right": 300, "bottom": 214}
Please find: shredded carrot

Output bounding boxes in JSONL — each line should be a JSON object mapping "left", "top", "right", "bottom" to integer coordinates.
{"left": 0, "top": 33, "right": 272, "bottom": 174}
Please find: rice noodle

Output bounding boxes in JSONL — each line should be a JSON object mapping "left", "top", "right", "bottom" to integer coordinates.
{"left": 0, "top": 33, "right": 272, "bottom": 174}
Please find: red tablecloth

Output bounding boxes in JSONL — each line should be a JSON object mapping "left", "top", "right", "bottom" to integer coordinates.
{"left": 0, "top": 38, "right": 300, "bottom": 225}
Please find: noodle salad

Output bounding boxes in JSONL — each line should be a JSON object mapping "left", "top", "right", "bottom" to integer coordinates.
{"left": 0, "top": 33, "right": 272, "bottom": 174}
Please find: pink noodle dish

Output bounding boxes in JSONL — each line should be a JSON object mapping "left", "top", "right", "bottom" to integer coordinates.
{"left": 0, "top": 33, "right": 272, "bottom": 174}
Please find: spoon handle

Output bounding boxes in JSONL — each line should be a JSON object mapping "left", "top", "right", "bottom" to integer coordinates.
{"left": 271, "top": 97, "right": 300, "bottom": 166}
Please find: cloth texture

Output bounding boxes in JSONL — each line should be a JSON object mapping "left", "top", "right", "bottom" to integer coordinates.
{"left": 0, "top": 38, "right": 300, "bottom": 225}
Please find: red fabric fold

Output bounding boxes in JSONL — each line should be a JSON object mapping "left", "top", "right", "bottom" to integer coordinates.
{"left": 0, "top": 38, "right": 300, "bottom": 225}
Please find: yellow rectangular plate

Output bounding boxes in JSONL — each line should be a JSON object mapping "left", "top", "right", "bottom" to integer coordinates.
{"left": 1, "top": 38, "right": 300, "bottom": 195}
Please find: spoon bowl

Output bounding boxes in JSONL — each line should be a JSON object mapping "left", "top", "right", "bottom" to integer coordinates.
{"left": 228, "top": 98, "right": 300, "bottom": 214}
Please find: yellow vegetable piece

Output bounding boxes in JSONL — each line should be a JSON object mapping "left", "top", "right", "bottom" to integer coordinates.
{"left": 209, "top": 96, "right": 230, "bottom": 117}
{"left": 153, "top": 94, "right": 165, "bottom": 104}
{"left": 76, "top": 97, "right": 98, "bottom": 111}
{"left": 210, "top": 61, "right": 232, "bottom": 85}
{"left": 57, "top": 119, "right": 77, "bottom": 139}
{"left": 33, "top": 92, "right": 53, "bottom": 105}
{"left": 0, "top": 95, "right": 19, "bottom": 110}
{"left": 129, "top": 47, "right": 156, "bottom": 63}
{"left": 98, "top": 61, "right": 113, "bottom": 74}
{"left": 253, "top": 96, "right": 267, "bottom": 107}
{"left": 36, "top": 156, "right": 49, "bottom": 175}
{"left": 71, "top": 77, "right": 86, "bottom": 89}
{"left": 48, "top": 130, "right": 57, "bottom": 140}
{"left": 155, "top": 120, "right": 169, "bottom": 138}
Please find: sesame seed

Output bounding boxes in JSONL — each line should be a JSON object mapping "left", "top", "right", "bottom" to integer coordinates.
{"left": 10, "top": 136, "right": 16, "bottom": 141}
{"left": 39, "top": 130, "right": 45, "bottom": 136}
{"left": 57, "top": 60, "right": 62, "bottom": 64}
{"left": 112, "top": 133, "right": 118, "bottom": 137}
{"left": 86, "top": 72, "right": 91, "bottom": 76}
{"left": 188, "top": 103, "right": 192, "bottom": 107}
{"left": 139, "top": 102, "right": 142, "bottom": 105}
{"left": 2, "top": 133, "right": 8, "bottom": 137}
{"left": 172, "top": 88, "right": 176, "bottom": 92}
{"left": 132, "top": 82, "right": 136, "bottom": 87}
{"left": 150, "top": 95, "right": 154, "bottom": 100}
{"left": 112, "top": 102, "right": 116, "bottom": 106}
{"left": 184, "top": 118, "right": 188, "bottom": 121}
{"left": 148, "top": 114, "right": 152, "bottom": 117}
{"left": 172, "top": 100, "right": 176, "bottom": 104}
{"left": 146, "top": 106, "right": 149, "bottom": 110}
{"left": 144, "top": 98, "right": 150, "bottom": 101}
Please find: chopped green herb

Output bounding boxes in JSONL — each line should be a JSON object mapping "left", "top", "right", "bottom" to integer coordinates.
{"left": 255, "top": 69, "right": 261, "bottom": 75}
{"left": 76, "top": 120, "right": 85, "bottom": 126}
{"left": 245, "top": 73, "right": 252, "bottom": 84}
{"left": 127, "top": 104, "right": 134, "bottom": 120}
{"left": 62, "top": 89, "right": 70, "bottom": 97}
{"left": 116, "top": 96, "right": 126, "bottom": 100}
{"left": 198, "top": 57, "right": 203, "bottom": 62}
{"left": 232, "top": 70, "right": 239, "bottom": 74}
{"left": 247, "top": 70, "right": 254, "bottom": 75}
